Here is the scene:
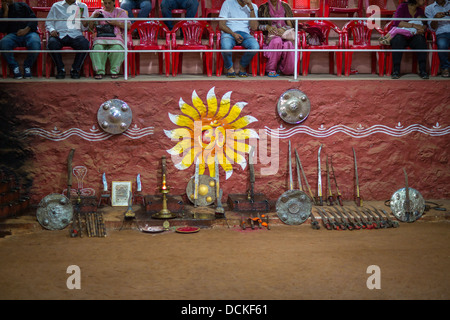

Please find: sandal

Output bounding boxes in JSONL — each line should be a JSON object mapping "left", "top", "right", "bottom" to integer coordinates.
{"left": 111, "top": 74, "right": 119, "bottom": 79}
{"left": 226, "top": 71, "right": 236, "bottom": 78}
{"left": 94, "top": 74, "right": 103, "bottom": 80}
{"left": 238, "top": 71, "right": 248, "bottom": 78}
{"left": 267, "top": 71, "right": 279, "bottom": 77}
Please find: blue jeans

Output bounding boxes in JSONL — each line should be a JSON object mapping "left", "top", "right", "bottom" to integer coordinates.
{"left": 0, "top": 32, "right": 41, "bottom": 69}
{"left": 220, "top": 31, "right": 259, "bottom": 70}
{"left": 161, "top": 0, "right": 199, "bottom": 30}
{"left": 120, "top": 0, "right": 152, "bottom": 21}
{"left": 436, "top": 32, "right": 450, "bottom": 70}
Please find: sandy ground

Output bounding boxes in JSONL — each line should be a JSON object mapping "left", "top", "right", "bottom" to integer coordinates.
{"left": 0, "top": 220, "right": 449, "bottom": 301}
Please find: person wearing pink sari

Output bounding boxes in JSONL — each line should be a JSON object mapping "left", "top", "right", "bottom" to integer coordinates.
{"left": 257, "top": 0, "right": 295, "bottom": 77}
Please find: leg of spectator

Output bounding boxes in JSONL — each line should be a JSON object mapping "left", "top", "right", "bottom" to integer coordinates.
{"left": 90, "top": 44, "right": 107, "bottom": 75}
{"left": 68, "top": 35, "right": 90, "bottom": 74}
{"left": 436, "top": 33, "right": 450, "bottom": 71}
{"left": 238, "top": 31, "right": 259, "bottom": 71}
{"left": 220, "top": 33, "right": 236, "bottom": 73}
{"left": 23, "top": 32, "right": 41, "bottom": 69}
{"left": 47, "top": 36, "right": 65, "bottom": 72}
{"left": 390, "top": 34, "right": 407, "bottom": 74}
{"left": 0, "top": 33, "right": 20, "bottom": 69}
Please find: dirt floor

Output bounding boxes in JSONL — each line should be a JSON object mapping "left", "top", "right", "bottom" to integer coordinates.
{"left": 0, "top": 219, "right": 449, "bottom": 301}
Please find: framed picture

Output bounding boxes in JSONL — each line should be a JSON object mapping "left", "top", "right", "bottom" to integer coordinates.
{"left": 111, "top": 181, "right": 132, "bottom": 206}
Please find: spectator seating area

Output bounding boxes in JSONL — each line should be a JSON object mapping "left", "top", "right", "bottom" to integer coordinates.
{"left": 0, "top": 0, "right": 444, "bottom": 78}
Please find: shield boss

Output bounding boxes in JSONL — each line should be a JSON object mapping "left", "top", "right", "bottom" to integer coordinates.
{"left": 277, "top": 89, "right": 310, "bottom": 124}
{"left": 36, "top": 193, "right": 73, "bottom": 230}
{"left": 97, "top": 99, "right": 132, "bottom": 134}
{"left": 276, "top": 190, "right": 312, "bottom": 225}
{"left": 390, "top": 187, "right": 425, "bottom": 222}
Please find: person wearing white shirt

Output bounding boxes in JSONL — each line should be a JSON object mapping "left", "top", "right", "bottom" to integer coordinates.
{"left": 425, "top": 0, "right": 450, "bottom": 77}
{"left": 45, "top": 0, "right": 90, "bottom": 79}
{"left": 219, "top": 0, "right": 259, "bottom": 77}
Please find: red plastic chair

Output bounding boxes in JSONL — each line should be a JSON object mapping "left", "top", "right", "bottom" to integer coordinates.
{"left": 364, "top": 0, "right": 396, "bottom": 17}
{"left": 45, "top": 31, "right": 91, "bottom": 78}
{"left": 429, "top": 30, "right": 443, "bottom": 77}
{"left": 342, "top": 19, "right": 384, "bottom": 76}
{"left": 292, "top": 0, "right": 324, "bottom": 17}
{"left": 1, "top": 28, "right": 44, "bottom": 78}
{"left": 81, "top": 0, "right": 102, "bottom": 11}
{"left": 215, "top": 29, "right": 259, "bottom": 77}
{"left": 30, "top": 0, "right": 59, "bottom": 14}
{"left": 131, "top": 20, "right": 171, "bottom": 77}
{"left": 201, "top": 0, "right": 225, "bottom": 18}
{"left": 301, "top": 20, "right": 343, "bottom": 76}
{"left": 323, "top": 0, "right": 363, "bottom": 17}
{"left": 171, "top": 20, "right": 215, "bottom": 77}
{"left": 382, "top": 21, "right": 430, "bottom": 76}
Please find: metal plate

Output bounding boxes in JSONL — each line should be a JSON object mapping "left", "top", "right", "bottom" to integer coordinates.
{"left": 186, "top": 174, "right": 216, "bottom": 207}
{"left": 276, "top": 190, "right": 312, "bottom": 225}
{"left": 277, "top": 89, "right": 310, "bottom": 124}
{"left": 97, "top": 99, "right": 132, "bottom": 134}
{"left": 36, "top": 193, "right": 73, "bottom": 230}
{"left": 390, "top": 187, "right": 425, "bottom": 222}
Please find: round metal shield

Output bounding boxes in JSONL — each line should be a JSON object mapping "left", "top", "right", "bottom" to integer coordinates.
{"left": 186, "top": 175, "right": 216, "bottom": 207}
{"left": 390, "top": 187, "right": 425, "bottom": 222}
{"left": 97, "top": 99, "right": 132, "bottom": 134}
{"left": 277, "top": 89, "right": 310, "bottom": 124}
{"left": 276, "top": 190, "right": 312, "bottom": 225}
{"left": 36, "top": 193, "right": 73, "bottom": 230}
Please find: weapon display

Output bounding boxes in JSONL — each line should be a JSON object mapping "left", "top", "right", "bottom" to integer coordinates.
{"left": 329, "top": 156, "right": 343, "bottom": 206}
{"left": 316, "top": 144, "right": 323, "bottom": 206}
{"left": 276, "top": 140, "right": 312, "bottom": 225}
{"left": 294, "top": 149, "right": 315, "bottom": 204}
{"left": 326, "top": 155, "right": 334, "bottom": 206}
{"left": 316, "top": 208, "right": 332, "bottom": 230}
{"left": 352, "top": 147, "right": 363, "bottom": 207}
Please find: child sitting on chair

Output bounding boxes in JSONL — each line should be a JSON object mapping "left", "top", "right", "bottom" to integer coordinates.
{"left": 379, "top": 20, "right": 423, "bottom": 45}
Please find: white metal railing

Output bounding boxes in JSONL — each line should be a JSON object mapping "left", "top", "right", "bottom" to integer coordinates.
{"left": 1, "top": 16, "right": 449, "bottom": 80}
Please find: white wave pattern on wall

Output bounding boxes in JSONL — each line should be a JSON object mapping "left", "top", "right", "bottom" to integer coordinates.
{"left": 20, "top": 124, "right": 154, "bottom": 141}
{"left": 265, "top": 123, "right": 449, "bottom": 139}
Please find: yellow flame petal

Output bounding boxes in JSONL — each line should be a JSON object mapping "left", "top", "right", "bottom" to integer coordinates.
{"left": 192, "top": 90, "right": 207, "bottom": 117}
{"left": 223, "top": 102, "right": 246, "bottom": 124}
{"left": 167, "top": 138, "right": 193, "bottom": 156}
{"left": 216, "top": 91, "right": 232, "bottom": 120}
{"left": 164, "top": 128, "right": 193, "bottom": 139}
{"left": 229, "top": 115, "right": 258, "bottom": 130}
{"left": 206, "top": 87, "right": 218, "bottom": 118}
{"left": 179, "top": 98, "right": 200, "bottom": 120}
{"left": 169, "top": 113, "right": 194, "bottom": 128}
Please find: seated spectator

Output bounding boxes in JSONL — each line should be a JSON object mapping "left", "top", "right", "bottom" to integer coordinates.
{"left": 219, "top": 0, "right": 259, "bottom": 78}
{"left": 45, "top": 0, "right": 90, "bottom": 79}
{"left": 425, "top": 0, "right": 450, "bottom": 77}
{"left": 120, "top": 0, "right": 152, "bottom": 22}
{"left": 0, "top": 0, "right": 41, "bottom": 79}
{"left": 89, "top": 0, "right": 130, "bottom": 79}
{"left": 161, "top": 0, "right": 199, "bottom": 30}
{"left": 390, "top": 0, "right": 428, "bottom": 79}
{"left": 258, "top": 0, "right": 295, "bottom": 77}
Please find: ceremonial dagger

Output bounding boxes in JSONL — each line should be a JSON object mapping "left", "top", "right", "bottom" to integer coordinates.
{"left": 194, "top": 158, "right": 199, "bottom": 207}
{"left": 248, "top": 146, "right": 256, "bottom": 201}
{"left": 316, "top": 144, "right": 323, "bottom": 206}
{"left": 352, "top": 147, "right": 362, "bottom": 207}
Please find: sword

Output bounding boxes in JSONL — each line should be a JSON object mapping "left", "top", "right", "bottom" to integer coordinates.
{"left": 316, "top": 208, "right": 332, "bottom": 230}
{"left": 194, "top": 158, "right": 199, "bottom": 208}
{"left": 403, "top": 168, "right": 413, "bottom": 222}
{"left": 330, "top": 156, "right": 343, "bottom": 206}
{"left": 326, "top": 155, "right": 334, "bottom": 206}
{"left": 316, "top": 144, "right": 323, "bottom": 206}
{"left": 248, "top": 146, "right": 256, "bottom": 201}
{"left": 295, "top": 149, "right": 315, "bottom": 204}
{"left": 67, "top": 148, "right": 75, "bottom": 200}
{"left": 288, "top": 141, "right": 293, "bottom": 191}
{"left": 352, "top": 147, "right": 362, "bottom": 207}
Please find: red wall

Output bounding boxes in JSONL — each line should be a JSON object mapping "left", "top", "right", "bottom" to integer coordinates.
{"left": 1, "top": 79, "right": 449, "bottom": 205}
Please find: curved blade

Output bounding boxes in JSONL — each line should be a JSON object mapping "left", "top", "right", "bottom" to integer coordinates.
{"left": 317, "top": 144, "right": 323, "bottom": 205}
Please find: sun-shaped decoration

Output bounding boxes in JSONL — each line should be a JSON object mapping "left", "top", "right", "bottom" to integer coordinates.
{"left": 164, "top": 87, "right": 259, "bottom": 179}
